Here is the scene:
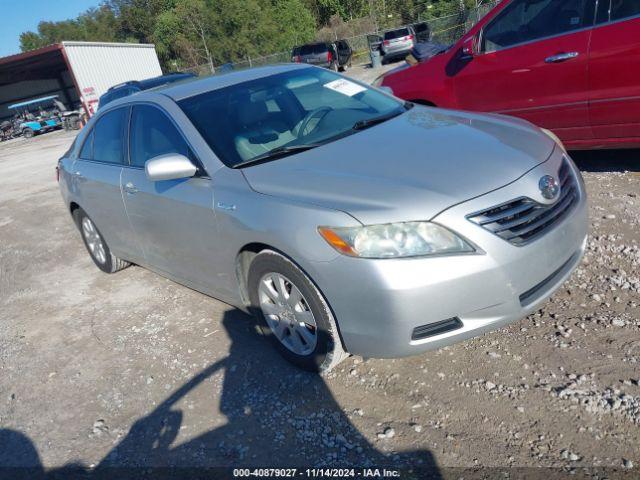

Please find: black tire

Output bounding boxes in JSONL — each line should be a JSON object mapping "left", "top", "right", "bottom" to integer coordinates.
{"left": 73, "top": 208, "right": 130, "bottom": 274}
{"left": 248, "top": 250, "right": 348, "bottom": 372}
{"left": 22, "top": 128, "right": 34, "bottom": 139}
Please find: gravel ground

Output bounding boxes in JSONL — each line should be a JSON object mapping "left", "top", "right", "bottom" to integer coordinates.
{"left": 0, "top": 122, "right": 639, "bottom": 475}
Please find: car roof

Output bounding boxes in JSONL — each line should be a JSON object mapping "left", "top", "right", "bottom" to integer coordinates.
{"left": 97, "top": 64, "right": 313, "bottom": 112}
{"left": 107, "top": 72, "right": 195, "bottom": 93}
{"left": 384, "top": 26, "right": 411, "bottom": 33}
{"left": 9, "top": 95, "right": 59, "bottom": 109}
{"left": 154, "top": 63, "right": 312, "bottom": 101}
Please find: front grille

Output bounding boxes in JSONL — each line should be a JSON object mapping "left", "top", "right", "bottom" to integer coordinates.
{"left": 467, "top": 159, "right": 578, "bottom": 246}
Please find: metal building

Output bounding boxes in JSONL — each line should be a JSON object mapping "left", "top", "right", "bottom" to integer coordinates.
{"left": 0, "top": 41, "right": 162, "bottom": 121}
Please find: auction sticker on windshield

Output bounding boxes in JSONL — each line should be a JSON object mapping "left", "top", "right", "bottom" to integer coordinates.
{"left": 324, "top": 78, "right": 366, "bottom": 97}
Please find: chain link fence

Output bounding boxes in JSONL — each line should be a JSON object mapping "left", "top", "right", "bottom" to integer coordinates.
{"left": 192, "top": 2, "right": 497, "bottom": 75}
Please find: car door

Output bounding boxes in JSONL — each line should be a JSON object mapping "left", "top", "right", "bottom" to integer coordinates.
{"left": 121, "top": 103, "right": 221, "bottom": 290}
{"left": 72, "top": 107, "right": 140, "bottom": 259}
{"left": 588, "top": 0, "right": 640, "bottom": 139}
{"left": 336, "top": 41, "right": 351, "bottom": 66}
{"left": 452, "top": 0, "right": 595, "bottom": 142}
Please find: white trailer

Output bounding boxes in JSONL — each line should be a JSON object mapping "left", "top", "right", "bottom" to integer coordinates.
{"left": 62, "top": 41, "right": 163, "bottom": 116}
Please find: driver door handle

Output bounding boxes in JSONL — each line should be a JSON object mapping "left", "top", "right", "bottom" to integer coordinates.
{"left": 545, "top": 52, "right": 579, "bottom": 63}
{"left": 124, "top": 182, "right": 138, "bottom": 194}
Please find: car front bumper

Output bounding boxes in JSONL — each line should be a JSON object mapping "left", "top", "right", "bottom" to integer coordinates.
{"left": 307, "top": 149, "right": 588, "bottom": 358}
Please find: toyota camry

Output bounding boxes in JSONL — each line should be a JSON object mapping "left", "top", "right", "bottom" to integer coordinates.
{"left": 58, "top": 64, "right": 588, "bottom": 372}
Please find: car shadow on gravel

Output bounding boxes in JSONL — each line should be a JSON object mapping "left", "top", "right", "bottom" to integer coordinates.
{"left": 0, "top": 310, "right": 440, "bottom": 479}
{"left": 570, "top": 149, "right": 640, "bottom": 173}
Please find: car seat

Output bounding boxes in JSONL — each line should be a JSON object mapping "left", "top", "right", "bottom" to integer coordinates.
{"left": 234, "top": 97, "right": 296, "bottom": 161}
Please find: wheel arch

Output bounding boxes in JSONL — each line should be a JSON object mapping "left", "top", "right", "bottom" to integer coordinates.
{"left": 69, "top": 202, "right": 81, "bottom": 226}
{"left": 234, "top": 242, "right": 349, "bottom": 353}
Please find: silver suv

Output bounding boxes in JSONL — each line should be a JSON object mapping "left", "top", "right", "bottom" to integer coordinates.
{"left": 58, "top": 65, "right": 588, "bottom": 372}
{"left": 381, "top": 27, "right": 416, "bottom": 61}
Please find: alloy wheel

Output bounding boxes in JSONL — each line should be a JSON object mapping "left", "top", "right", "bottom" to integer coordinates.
{"left": 81, "top": 217, "right": 107, "bottom": 265}
{"left": 258, "top": 272, "right": 318, "bottom": 355}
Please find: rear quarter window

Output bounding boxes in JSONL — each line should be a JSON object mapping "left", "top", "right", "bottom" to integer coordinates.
{"left": 300, "top": 44, "right": 328, "bottom": 55}
{"left": 79, "top": 130, "right": 94, "bottom": 159}
{"left": 384, "top": 28, "right": 410, "bottom": 40}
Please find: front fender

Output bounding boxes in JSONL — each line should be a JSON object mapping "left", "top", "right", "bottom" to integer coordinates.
{"left": 209, "top": 167, "right": 361, "bottom": 305}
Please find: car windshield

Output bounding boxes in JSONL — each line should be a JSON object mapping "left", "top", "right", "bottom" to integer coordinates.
{"left": 384, "top": 28, "right": 410, "bottom": 40}
{"left": 178, "top": 68, "right": 405, "bottom": 167}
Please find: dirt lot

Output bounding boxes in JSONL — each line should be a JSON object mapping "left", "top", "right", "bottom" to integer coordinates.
{"left": 1, "top": 121, "right": 639, "bottom": 475}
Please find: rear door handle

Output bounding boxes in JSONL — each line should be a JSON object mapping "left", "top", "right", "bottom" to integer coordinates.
{"left": 545, "top": 52, "right": 579, "bottom": 63}
{"left": 74, "top": 171, "right": 83, "bottom": 177}
{"left": 124, "top": 182, "right": 138, "bottom": 194}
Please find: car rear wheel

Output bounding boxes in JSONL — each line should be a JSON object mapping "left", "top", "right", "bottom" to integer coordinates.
{"left": 248, "top": 250, "right": 348, "bottom": 372}
{"left": 22, "top": 128, "right": 34, "bottom": 139}
{"left": 74, "top": 209, "right": 130, "bottom": 274}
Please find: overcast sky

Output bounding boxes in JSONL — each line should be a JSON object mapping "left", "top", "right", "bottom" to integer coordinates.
{"left": 0, "top": 1, "right": 100, "bottom": 57}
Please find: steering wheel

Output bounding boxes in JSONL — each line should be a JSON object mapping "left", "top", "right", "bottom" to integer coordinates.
{"left": 297, "top": 107, "right": 332, "bottom": 138}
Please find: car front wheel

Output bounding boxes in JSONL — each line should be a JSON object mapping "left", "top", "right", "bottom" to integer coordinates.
{"left": 248, "top": 250, "right": 348, "bottom": 372}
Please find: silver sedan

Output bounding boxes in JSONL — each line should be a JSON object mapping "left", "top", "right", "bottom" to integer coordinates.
{"left": 58, "top": 64, "right": 588, "bottom": 371}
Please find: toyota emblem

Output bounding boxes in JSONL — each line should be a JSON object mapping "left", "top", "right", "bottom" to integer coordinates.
{"left": 539, "top": 175, "right": 560, "bottom": 200}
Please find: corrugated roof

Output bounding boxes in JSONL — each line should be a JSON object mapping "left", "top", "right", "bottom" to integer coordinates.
{"left": 0, "top": 44, "right": 63, "bottom": 66}
{"left": 62, "top": 41, "right": 156, "bottom": 49}
{"left": 8, "top": 95, "right": 59, "bottom": 109}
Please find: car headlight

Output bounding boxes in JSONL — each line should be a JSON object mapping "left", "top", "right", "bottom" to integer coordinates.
{"left": 541, "top": 128, "right": 567, "bottom": 153}
{"left": 318, "top": 222, "right": 474, "bottom": 258}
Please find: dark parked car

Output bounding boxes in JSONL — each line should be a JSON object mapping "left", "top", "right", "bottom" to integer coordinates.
{"left": 98, "top": 72, "right": 196, "bottom": 109}
{"left": 292, "top": 41, "right": 352, "bottom": 71}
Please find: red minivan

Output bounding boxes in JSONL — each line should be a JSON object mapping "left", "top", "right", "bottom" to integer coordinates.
{"left": 381, "top": 0, "right": 640, "bottom": 150}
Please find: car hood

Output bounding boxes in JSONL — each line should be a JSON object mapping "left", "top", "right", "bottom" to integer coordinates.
{"left": 241, "top": 106, "right": 556, "bottom": 225}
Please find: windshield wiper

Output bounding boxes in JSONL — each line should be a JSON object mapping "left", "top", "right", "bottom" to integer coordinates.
{"left": 233, "top": 144, "right": 322, "bottom": 168}
{"left": 351, "top": 106, "right": 409, "bottom": 131}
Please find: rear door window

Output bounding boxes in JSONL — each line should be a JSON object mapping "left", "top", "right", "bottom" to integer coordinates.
{"left": 92, "top": 108, "right": 127, "bottom": 164}
{"left": 80, "top": 108, "right": 127, "bottom": 163}
{"left": 483, "top": 0, "right": 595, "bottom": 52}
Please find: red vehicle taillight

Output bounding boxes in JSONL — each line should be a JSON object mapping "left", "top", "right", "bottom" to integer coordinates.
{"left": 383, "top": 40, "right": 390, "bottom": 46}
{"left": 327, "top": 51, "right": 333, "bottom": 62}
{"left": 405, "top": 35, "right": 413, "bottom": 41}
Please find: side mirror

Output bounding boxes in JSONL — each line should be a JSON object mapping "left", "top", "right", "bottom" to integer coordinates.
{"left": 460, "top": 34, "right": 479, "bottom": 60}
{"left": 145, "top": 153, "right": 197, "bottom": 181}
